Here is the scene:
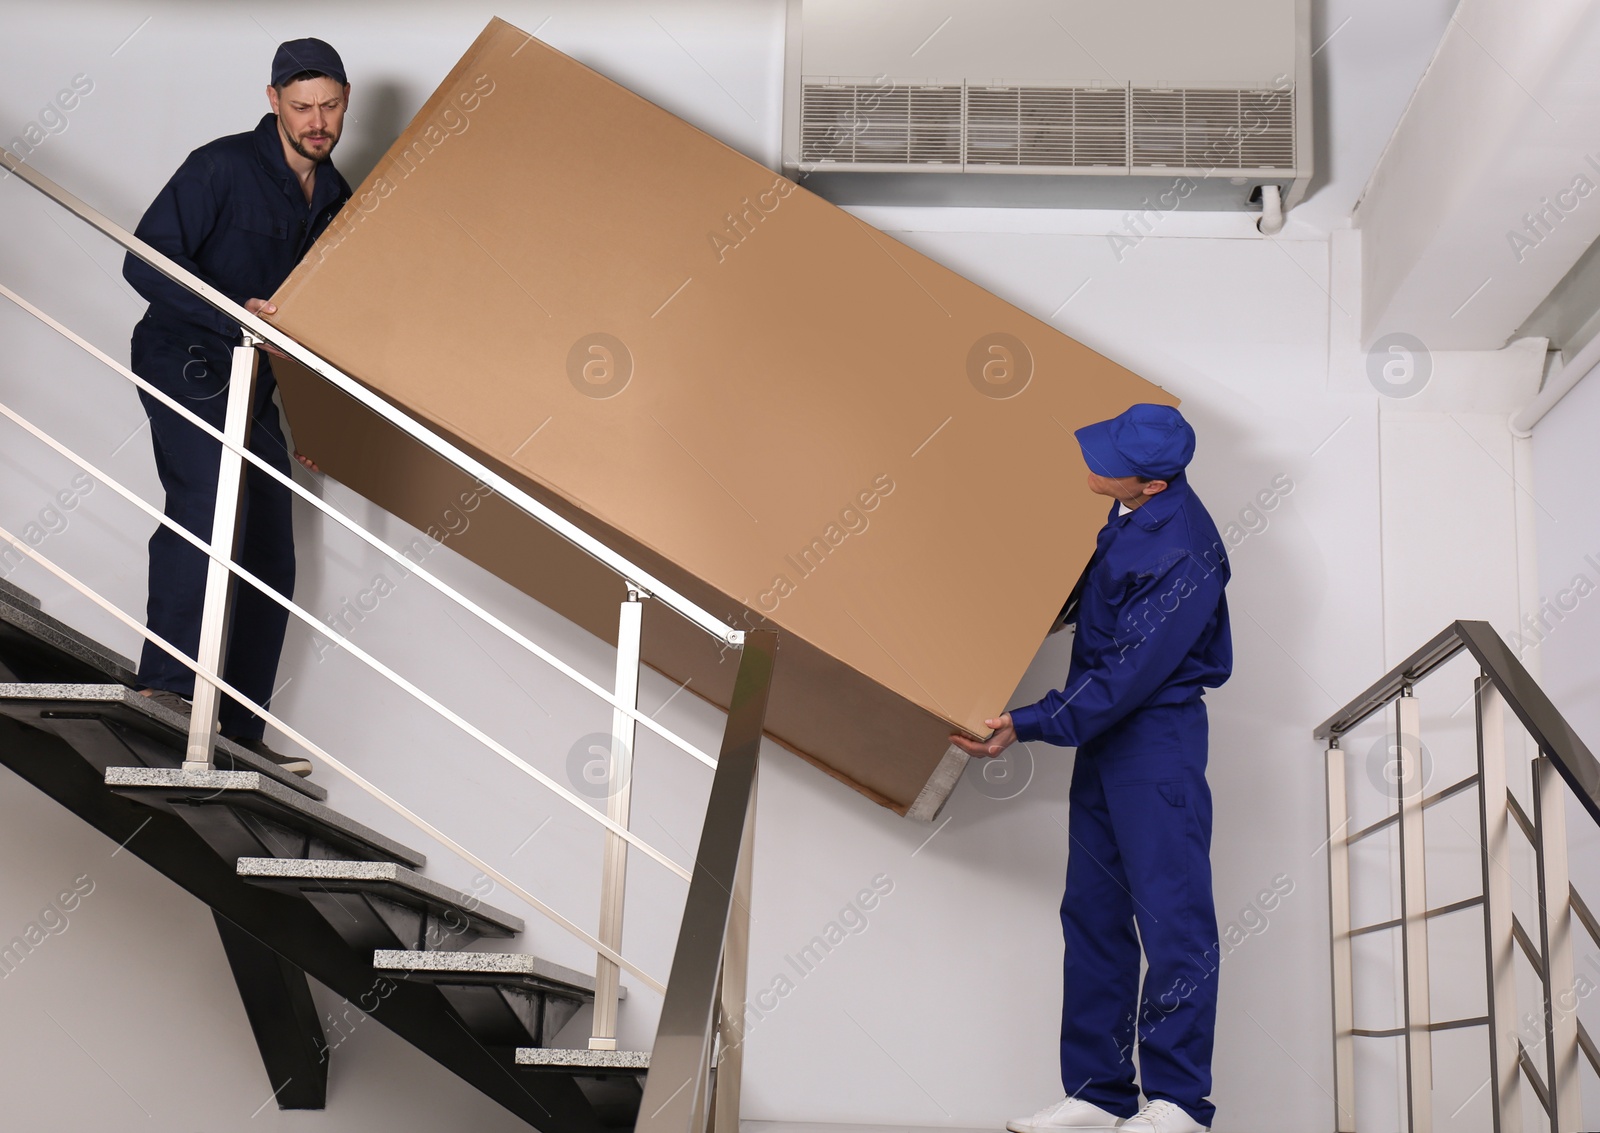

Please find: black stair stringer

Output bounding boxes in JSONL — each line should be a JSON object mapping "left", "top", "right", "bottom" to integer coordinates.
{"left": 212, "top": 909, "right": 329, "bottom": 1110}
{"left": 0, "top": 714, "right": 601, "bottom": 1132}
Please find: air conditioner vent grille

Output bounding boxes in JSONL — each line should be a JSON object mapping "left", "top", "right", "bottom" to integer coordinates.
{"left": 1129, "top": 87, "right": 1294, "bottom": 170}
{"left": 801, "top": 82, "right": 963, "bottom": 165}
{"left": 800, "top": 80, "right": 1295, "bottom": 174}
{"left": 966, "top": 86, "right": 1128, "bottom": 168}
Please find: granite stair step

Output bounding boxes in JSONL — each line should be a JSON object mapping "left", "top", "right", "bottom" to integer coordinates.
{"left": 237, "top": 858, "right": 524, "bottom": 954}
{"left": 0, "top": 580, "right": 138, "bottom": 685}
{"left": 515, "top": 1048, "right": 649, "bottom": 1071}
{"left": 516, "top": 1048, "right": 650, "bottom": 1126}
{"left": 0, "top": 577, "right": 41, "bottom": 610}
{"left": 3, "top": 684, "right": 323, "bottom": 798}
{"left": 374, "top": 950, "right": 600, "bottom": 1047}
{"left": 106, "top": 766, "right": 419, "bottom": 866}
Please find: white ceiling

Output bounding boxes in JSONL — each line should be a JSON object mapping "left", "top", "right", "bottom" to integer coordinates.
{"left": 1356, "top": 0, "right": 1600, "bottom": 350}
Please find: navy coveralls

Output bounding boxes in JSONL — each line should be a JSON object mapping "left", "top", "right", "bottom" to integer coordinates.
{"left": 1008, "top": 474, "right": 1231, "bottom": 1126}
{"left": 123, "top": 113, "right": 350, "bottom": 739}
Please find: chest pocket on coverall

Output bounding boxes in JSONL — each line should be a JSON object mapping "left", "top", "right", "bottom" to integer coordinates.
{"left": 232, "top": 205, "right": 288, "bottom": 241}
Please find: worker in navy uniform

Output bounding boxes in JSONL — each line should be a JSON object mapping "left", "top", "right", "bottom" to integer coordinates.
{"left": 122, "top": 39, "right": 353, "bottom": 775}
{"left": 951, "top": 404, "right": 1231, "bottom": 1133}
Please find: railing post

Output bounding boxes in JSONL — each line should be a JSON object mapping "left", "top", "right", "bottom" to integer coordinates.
{"left": 1533, "top": 753, "right": 1581, "bottom": 1133}
{"left": 637, "top": 630, "right": 777, "bottom": 1133}
{"left": 710, "top": 765, "right": 756, "bottom": 1133}
{"left": 1324, "top": 737, "right": 1357, "bottom": 1133}
{"left": 184, "top": 340, "right": 257, "bottom": 771}
{"left": 591, "top": 589, "right": 643, "bottom": 1050}
{"left": 1476, "top": 677, "right": 1523, "bottom": 1133}
{"left": 1395, "top": 688, "right": 1434, "bottom": 1133}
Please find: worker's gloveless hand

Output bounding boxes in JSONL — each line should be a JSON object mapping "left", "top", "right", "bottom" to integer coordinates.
{"left": 244, "top": 298, "right": 288, "bottom": 358}
{"left": 950, "top": 713, "right": 1016, "bottom": 758}
{"left": 293, "top": 452, "right": 320, "bottom": 473}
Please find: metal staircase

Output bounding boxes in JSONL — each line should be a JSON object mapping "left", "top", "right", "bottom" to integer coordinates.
{"left": 0, "top": 578, "right": 655, "bottom": 1124}
{"left": 0, "top": 146, "right": 777, "bottom": 1132}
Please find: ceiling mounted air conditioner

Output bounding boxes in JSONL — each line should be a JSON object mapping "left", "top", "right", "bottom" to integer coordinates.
{"left": 781, "top": 0, "right": 1312, "bottom": 214}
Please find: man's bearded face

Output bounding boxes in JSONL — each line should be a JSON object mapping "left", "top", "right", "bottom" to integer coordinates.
{"left": 271, "top": 75, "right": 347, "bottom": 164}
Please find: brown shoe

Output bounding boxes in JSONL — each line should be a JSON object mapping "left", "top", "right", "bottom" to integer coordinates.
{"left": 224, "top": 736, "right": 313, "bottom": 778}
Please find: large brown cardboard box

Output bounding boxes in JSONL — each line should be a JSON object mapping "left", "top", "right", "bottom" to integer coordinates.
{"left": 268, "top": 18, "right": 1174, "bottom": 820}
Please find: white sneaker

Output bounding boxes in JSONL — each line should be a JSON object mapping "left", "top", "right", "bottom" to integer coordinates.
{"left": 1118, "top": 1099, "right": 1207, "bottom": 1133}
{"left": 1006, "top": 1096, "right": 1125, "bottom": 1133}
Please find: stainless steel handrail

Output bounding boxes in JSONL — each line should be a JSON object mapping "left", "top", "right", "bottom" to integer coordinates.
{"left": 0, "top": 146, "right": 743, "bottom": 649}
{"left": 637, "top": 630, "right": 775, "bottom": 1133}
{"left": 1314, "top": 619, "right": 1600, "bottom": 826}
{"left": 0, "top": 281, "right": 717, "bottom": 773}
{"left": 0, "top": 389, "right": 692, "bottom": 880}
{"left": 1316, "top": 620, "right": 1600, "bottom": 1133}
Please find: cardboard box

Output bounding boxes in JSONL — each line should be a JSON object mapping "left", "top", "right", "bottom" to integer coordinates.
{"left": 268, "top": 18, "right": 1174, "bottom": 820}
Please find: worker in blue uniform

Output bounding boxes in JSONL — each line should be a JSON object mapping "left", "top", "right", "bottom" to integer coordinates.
{"left": 951, "top": 403, "right": 1231, "bottom": 1133}
{"left": 123, "top": 39, "right": 353, "bottom": 775}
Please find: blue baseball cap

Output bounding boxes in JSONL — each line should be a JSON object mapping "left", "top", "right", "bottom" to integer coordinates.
{"left": 271, "top": 38, "right": 347, "bottom": 87}
{"left": 1075, "top": 403, "right": 1195, "bottom": 480}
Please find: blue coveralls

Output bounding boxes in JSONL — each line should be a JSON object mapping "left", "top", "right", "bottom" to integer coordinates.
{"left": 123, "top": 113, "right": 350, "bottom": 739}
{"left": 1008, "top": 473, "right": 1231, "bottom": 1126}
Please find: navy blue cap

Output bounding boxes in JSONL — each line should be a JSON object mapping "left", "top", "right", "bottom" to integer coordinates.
{"left": 1075, "top": 403, "right": 1195, "bottom": 480}
{"left": 271, "top": 38, "right": 347, "bottom": 87}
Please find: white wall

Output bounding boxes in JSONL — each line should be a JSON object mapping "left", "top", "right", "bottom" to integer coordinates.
{"left": 0, "top": 2, "right": 1546, "bottom": 1132}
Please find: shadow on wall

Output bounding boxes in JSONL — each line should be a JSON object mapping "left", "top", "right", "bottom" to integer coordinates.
{"left": 338, "top": 78, "right": 410, "bottom": 189}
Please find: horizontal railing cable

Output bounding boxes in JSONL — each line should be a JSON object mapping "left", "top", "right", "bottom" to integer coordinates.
{"left": 0, "top": 395, "right": 694, "bottom": 885}
{"left": 0, "top": 147, "right": 742, "bottom": 648}
{"left": 0, "top": 280, "right": 716, "bottom": 773}
{"left": 0, "top": 519, "right": 667, "bottom": 993}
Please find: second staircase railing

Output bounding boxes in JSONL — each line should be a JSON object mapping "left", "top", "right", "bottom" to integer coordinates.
{"left": 1316, "top": 620, "right": 1600, "bottom": 1133}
